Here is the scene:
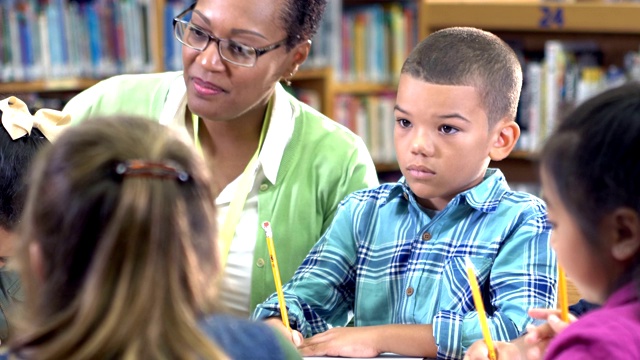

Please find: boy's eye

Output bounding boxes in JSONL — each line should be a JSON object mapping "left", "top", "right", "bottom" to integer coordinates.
{"left": 396, "top": 119, "right": 411, "bottom": 128}
{"left": 439, "top": 125, "right": 458, "bottom": 134}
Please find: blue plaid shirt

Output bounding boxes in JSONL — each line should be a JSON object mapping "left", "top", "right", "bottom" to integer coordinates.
{"left": 253, "top": 169, "right": 557, "bottom": 359}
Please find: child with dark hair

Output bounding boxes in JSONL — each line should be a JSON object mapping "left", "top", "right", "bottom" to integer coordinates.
{"left": 0, "top": 96, "right": 68, "bottom": 342}
{"left": 254, "top": 27, "right": 557, "bottom": 359}
{"left": 538, "top": 82, "right": 640, "bottom": 359}
{"left": 465, "top": 82, "right": 640, "bottom": 360}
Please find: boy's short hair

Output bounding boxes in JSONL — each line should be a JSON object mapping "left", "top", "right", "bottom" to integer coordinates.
{"left": 401, "top": 27, "right": 523, "bottom": 127}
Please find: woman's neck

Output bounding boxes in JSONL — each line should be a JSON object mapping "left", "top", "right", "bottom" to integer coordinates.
{"left": 198, "top": 105, "right": 267, "bottom": 193}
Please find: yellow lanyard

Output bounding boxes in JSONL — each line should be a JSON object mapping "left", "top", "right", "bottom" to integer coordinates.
{"left": 191, "top": 101, "right": 272, "bottom": 269}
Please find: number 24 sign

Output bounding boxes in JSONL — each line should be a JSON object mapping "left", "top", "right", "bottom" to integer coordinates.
{"left": 539, "top": 6, "right": 564, "bottom": 28}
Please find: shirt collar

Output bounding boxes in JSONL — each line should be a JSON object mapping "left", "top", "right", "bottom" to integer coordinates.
{"left": 161, "top": 75, "right": 293, "bottom": 186}
{"left": 259, "top": 83, "right": 294, "bottom": 185}
{"left": 384, "top": 168, "right": 509, "bottom": 213}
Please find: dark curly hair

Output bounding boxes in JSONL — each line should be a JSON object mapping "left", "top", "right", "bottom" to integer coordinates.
{"left": 279, "top": 0, "right": 327, "bottom": 50}
{"left": 541, "top": 82, "right": 640, "bottom": 249}
{"left": 540, "top": 82, "right": 640, "bottom": 298}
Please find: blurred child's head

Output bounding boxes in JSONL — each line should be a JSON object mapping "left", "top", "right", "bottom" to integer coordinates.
{"left": 0, "top": 96, "right": 65, "bottom": 259}
{"left": 0, "top": 126, "right": 48, "bottom": 233}
{"left": 395, "top": 27, "right": 522, "bottom": 210}
{"left": 540, "top": 82, "right": 640, "bottom": 304}
{"left": 14, "top": 116, "right": 224, "bottom": 358}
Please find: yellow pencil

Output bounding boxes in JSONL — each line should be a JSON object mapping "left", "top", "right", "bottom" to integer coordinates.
{"left": 558, "top": 265, "right": 569, "bottom": 322}
{"left": 262, "top": 221, "right": 290, "bottom": 330}
{"left": 465, "top": 258, "right": 496, "bottom": 360}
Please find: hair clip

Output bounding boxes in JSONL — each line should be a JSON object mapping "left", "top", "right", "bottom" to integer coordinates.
{"left": 114, "top": 160, "right": 190, "bottom": 182}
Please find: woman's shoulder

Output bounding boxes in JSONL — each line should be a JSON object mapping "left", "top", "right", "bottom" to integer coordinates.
{"left": 199, "top": 314, "right": 301, "bottom": 360}
{"left": 64, "top": 71, "right": 183, "bottom": 124}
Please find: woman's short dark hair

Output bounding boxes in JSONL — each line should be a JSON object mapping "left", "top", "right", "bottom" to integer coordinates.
{"left": 280, "top": 0, "right": 327, "bottom": 50}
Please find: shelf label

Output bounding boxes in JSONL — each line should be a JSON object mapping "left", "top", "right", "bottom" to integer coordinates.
{"left": 539, "top": 6, "right": 564, "bottom": 29}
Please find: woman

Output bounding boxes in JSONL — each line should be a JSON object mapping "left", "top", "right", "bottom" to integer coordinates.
{"left": 63, "top": 0, "right": 378, "bottom": 316}
{"left": 5, "top": 116, "right": 301, "bottom": 359}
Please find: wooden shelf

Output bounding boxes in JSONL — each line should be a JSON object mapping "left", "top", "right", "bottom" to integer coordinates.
{"left": 0, "top": 78, "right": 101, "bottom": 94}
{"left": 421, "top": 1, "right": 640, "bottom": 38}
{"left": 333, "top": 82, "right": 397, "bottom": 94}
{"left": 294, "top": 67, "right": 332, "bottom": 81}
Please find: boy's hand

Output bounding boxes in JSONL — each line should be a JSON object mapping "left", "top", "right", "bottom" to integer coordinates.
{"left": 523, "top": 308, "right": 576, "bottom": 360}
{"left": 264, "top": 317, "right": 304, "bottom": 346}
{"left": 464, "top": 340, "right": 524, "bottom": 360}
{"left": 297, "top": 327, "right": 381, "bottom": 358}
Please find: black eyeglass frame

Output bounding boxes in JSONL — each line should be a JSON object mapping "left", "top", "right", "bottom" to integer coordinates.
{"left": 172, "top": 3, "right": 288, "bottom": 68}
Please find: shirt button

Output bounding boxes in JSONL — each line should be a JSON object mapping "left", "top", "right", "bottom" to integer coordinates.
{"left": 422, "top": 232, "right": 432, "bottom": 241}
{"left": 406, "top": 287, "right": 414, "bottom": 296}
{"left": 256, "top": 258, "right": 265, "bottom": 267}
{"left": 259, "top": 184, "right": 269, "bottom": 191}
{"left": 403, "top": 192, "right": 408, "bottom": 200}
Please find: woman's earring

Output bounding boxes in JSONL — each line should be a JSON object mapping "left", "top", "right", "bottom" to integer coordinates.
{"left": 284, "top": 72, "right": 294, "bottom": 86}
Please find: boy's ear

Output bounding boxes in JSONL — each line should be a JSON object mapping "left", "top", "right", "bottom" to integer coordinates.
{"left": 489, "top": 119, "right": 520, "bottom": 161}
{"left": 608, "top": 208, "right": 640, "bottom": 262}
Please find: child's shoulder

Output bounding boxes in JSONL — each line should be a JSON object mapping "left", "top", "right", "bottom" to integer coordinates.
{"left": 344, "top": 181, "right": 400, "bottom": 204}
{"left": 468, "top": 169, "right": 547, "bottom": 214}
{"left": 547, "top": 301, "right": 640, "bottom": 358}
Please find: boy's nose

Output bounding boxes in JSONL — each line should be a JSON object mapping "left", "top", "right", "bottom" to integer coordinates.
{"left": 410, "top": 132, "right": 435, "bottom": 157}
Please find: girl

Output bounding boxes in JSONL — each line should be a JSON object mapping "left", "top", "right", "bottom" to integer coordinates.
{"left": 4, "top": 116, "right": 300, "bottom": 359}
{"left": 538, "top": 82, "right": 640, "bottom": 358}
{"left": 464, "top": 82, "right": 640, "bottom": 360}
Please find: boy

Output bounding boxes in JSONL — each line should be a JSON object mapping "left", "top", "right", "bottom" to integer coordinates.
{"left": 253, "top": 27, "right": 557, "bottom": 359}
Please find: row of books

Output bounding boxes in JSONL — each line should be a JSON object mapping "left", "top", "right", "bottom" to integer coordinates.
{"left": 334, "top": 93, "right": 397, "bottom": 164}
{"left": 0, "top": 0, "right": 157, "bottom": 82}
{"left": 514, "top": 40, "right": 640, "bottom": 153}
{"left": 163, "top": 0, "right": 420, "bottom": 83}
{"left": 1, "top": 0, "right": 419, "bottom": 84}
{"left": 304, "top": 1, "right": 419, "bottom": 83}
{"left": 164, "top": 0, "right": 192, "bottom": 71}
{"left": 296, "top": 38, "right": 640, "bottom": 159}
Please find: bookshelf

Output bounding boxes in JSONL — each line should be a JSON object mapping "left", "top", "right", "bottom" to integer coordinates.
{"left": 0, "top": 0, "right": 165, "bottom": 95}
{"left": 6, "top": 0, "right": 638, "bottom": 182}
{"left": 290, "top": 0, "right": 420, "bottom": 173}
{"left": 0, "top": 78, "right": 99, "bottom": 94}
{"left": 420, "top": 0, "right": 640, "bottom": 190}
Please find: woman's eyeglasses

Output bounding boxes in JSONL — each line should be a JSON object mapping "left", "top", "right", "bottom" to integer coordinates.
{"left": 172, "top": 4, "right": 287, "bottom": 68}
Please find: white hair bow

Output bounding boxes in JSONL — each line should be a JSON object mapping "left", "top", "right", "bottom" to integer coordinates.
{"left": 0, "top": 96, "right": 71, "bottom": 141}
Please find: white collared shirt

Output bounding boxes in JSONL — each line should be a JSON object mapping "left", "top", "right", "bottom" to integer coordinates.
{"left": 161, "top": 79, "right": 295, "bottom": 316}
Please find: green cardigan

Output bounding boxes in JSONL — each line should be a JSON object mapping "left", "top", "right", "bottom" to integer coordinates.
{"left": 63, "top": 72, "right": 379, "bottom": 311}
